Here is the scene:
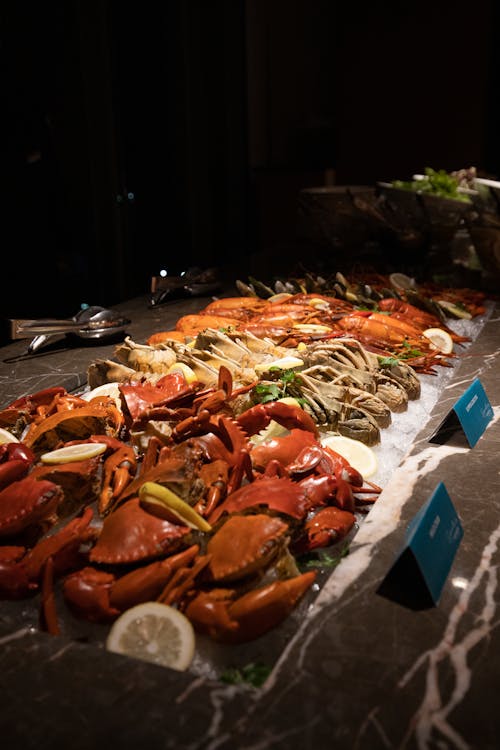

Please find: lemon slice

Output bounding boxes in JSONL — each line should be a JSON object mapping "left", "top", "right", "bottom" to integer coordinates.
{"left": 81, "top": 382, "right": 123, "bottom": 410}
{"left": 292, "top": 324, "right": 332, "bottom": 334}
{"left": 139, "top": 481, "right": 212, "bottom": 532}
{"left": 422, "top": 328, "right": 454, "bottom": 354}
{"left": 0, "top": 427, "right": 20, "bottom": 444}
{"left": 166, "top": 362, "right": 198, "bottom": 384}
{"left": 320, "top": 434, "right": 378, "bottom": 478}
{"left": 277, "top": 396, "right": 303, "bottom": 408}
{"left": 254, "top": 356, "right": 304, "bottom": 374}
{"left": 106, "top": 602, "right": 195, "bottom": 671}
{"left": 40, "top": 442, "right": 108, "bottom": 464}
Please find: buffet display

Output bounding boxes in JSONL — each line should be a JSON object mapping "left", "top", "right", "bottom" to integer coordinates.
{"left": 298, "top": 166, "right": 500, "bottom": 287}
{"left": 0, "top": 266, "right": 489, "bottom": 679}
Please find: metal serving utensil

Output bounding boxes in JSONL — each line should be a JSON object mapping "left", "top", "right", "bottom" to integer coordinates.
{"left": 10, "top": 306, "right": 131, "bottom": 353}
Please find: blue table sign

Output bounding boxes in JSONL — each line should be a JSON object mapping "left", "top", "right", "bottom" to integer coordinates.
{"left": 429, "top": 377, "right": 493, "bottom": 448}
{"left": 377, "top": 482, "right": 463, "bottom": 608}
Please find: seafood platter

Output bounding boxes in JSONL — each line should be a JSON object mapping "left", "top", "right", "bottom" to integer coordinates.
{"left": 0, "top": 269, "right": 492, "bottom": 681}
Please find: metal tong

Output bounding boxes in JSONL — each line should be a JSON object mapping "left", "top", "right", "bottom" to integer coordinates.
{"left": 10, "top": 306, "right": 131, "bottom": 354}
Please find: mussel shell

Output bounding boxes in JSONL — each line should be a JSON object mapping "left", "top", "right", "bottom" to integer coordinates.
{"left": 404, "top": 289, "right": 447, "bottom": 323}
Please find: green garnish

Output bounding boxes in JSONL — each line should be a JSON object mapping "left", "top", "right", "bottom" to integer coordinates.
{"left": 300, "top": 544, "right": 350, "bottom": 570}
{"left": 281, "top": 369, "right": 300, "bottom": 386}
{"left": 399, "top": 340, "right": 425, "bottom": 359}
{"left": 253, "top": 369, "right": 303, "bottom": 404}
{"left": 218, "top": 326, "right": 236, "bottom": 333}
{"left": 378, "top": 356, "right": 401, "bottom": 366}
{"left": 254, "top": 382, "right": 282, "bottom": 403}
{"left": 220, "top": 662, "right": 272, "bottom": 688}
{"left": 392, "top": 167, "right": 471, "bottom": 203}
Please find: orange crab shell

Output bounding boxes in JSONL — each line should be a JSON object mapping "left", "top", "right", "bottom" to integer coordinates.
{"left": 29, "top": 457, "right": 102, "bottom": 511}
{"left": 23, "top": 400, "right": 123, "bottom": 456}
{"left": 208, "top": 475, "right": 312, "bottom": 525}
{"left": 207, "top": 513, "right": 290, "bottom": 583}
{"left": 89, "top": 497, "right": 191, "bottom": 565}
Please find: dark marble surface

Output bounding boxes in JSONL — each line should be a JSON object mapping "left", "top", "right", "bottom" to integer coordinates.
{"left": 0, "top": 294, "right": 218, "bottom": 409}
{"left": 1, "top": 294, "right": 500, "bottom": 749}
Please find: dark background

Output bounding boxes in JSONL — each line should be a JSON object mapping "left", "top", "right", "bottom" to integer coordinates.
{"left": 1, "top": 0, "right": 498, "bottom": 344}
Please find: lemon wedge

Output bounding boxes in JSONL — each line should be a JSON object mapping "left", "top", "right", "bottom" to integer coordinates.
{"left": 422, "top": 328, "right": 454, "bottom": 354}
{"left": 81, "top": 383, "right": 123, "bottom": 410}
{"left": 292, "top": 324, "right": 332, "bottom": 334}
{"left": 139, "top": 481, "right": 212, "bottom": 532}
{"left": 106, "top": 602, "right": 195, "bottom": 671}
{"left": 40, "top": 442, "right": 108, "bottom": 464}
{"left": 254, "top": 356, "right": 304, "bottom": 374}
{"left": 166, "top": 362, "right": 198, "bottom": 384}
{"left": 320, "top": 434, "right": 378, "bottom": 478}
{"left": 277, "top": 396, "right": 303, "bottom": 408}
{"left": 0, "top": 427, "right": 20, "bottom": 444}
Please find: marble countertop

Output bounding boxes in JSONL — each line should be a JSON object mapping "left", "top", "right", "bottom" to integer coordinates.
{"left": 1, "top": 293, "right": 500, "bottom": 750}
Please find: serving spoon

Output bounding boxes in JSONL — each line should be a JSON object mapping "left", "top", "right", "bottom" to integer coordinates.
{"left": 10, "top": 306, "right": 131, "bottom": 353}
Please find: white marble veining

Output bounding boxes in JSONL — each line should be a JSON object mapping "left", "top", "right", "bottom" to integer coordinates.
{"left": 314, "top": 443, "right": 469, "bottom": 609}
{"left": 353, "top": 513, "right": 500, "bottom": 750}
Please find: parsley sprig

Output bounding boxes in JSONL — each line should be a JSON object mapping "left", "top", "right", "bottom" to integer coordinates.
{"left": 379, "top": 341, "right": 425, "bottom": 365}
{"left": 300, "top": 543, "right": 350, "bottom": 570}
{"left": 399, "top": 340, "right": 425, "bottom": 359}
{"left": 220, "top": 662, "right": 272, "bottom": 688}
{"left": 253, "top": 368, "right": 305, "bottom": 405}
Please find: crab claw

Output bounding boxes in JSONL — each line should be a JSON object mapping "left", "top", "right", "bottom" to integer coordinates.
{"left": 0, "top": 507, "right": 95, "bottom": 599}
{"left": 184, "top": 571, "right": 317, "bottom": 643}
{"left": 250, "top": 429, "right": 317, "bottom": 471}
{"left": 0, "top": 477, "right": 64, "bottom": 537}
{"left": 89, "top": 436, "right": 138, "bottom": 516}
{"left": 288, "top": 444, "right": 363, "bottom": 487}
{"left": 237, "top": 401, "right": 319, "bottom": 438}
{"left": 62, "top": 544, "right": 201, "bottom": 623}
{"left": 291, "top": 506, "right": 356, "bottom": 555}
{"left": 0, "top": 443, "right": 36, "bottom": 491}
